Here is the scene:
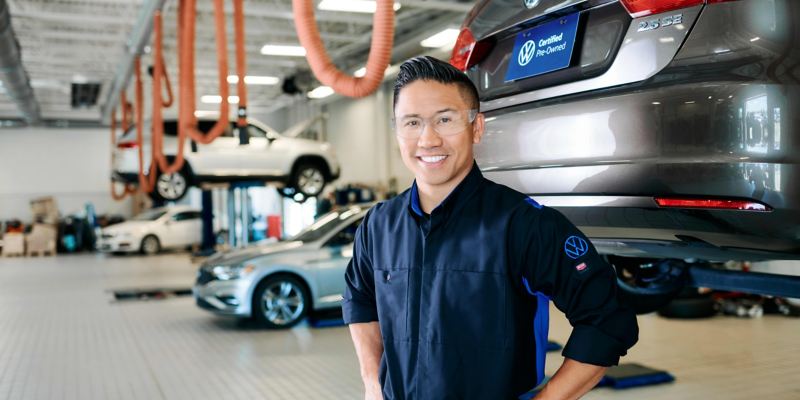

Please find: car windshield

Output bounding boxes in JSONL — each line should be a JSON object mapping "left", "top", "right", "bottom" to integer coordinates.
{"left": 290, "top": 208, "right": 360, "bottom": 243}
{"left": 132, "top": 210, "right": 167, "bottom": 221}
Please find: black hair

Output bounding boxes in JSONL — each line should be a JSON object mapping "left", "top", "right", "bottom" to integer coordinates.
{"left": 392, "top": 56, "right": 479, "bottom": 113}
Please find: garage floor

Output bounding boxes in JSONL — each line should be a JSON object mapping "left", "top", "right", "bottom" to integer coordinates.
{"left": 0, "top": 254, "right": 797, "bottom": 400}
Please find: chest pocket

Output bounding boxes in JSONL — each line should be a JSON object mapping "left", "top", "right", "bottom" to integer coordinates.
{"left": 423, "top": 268, "right": 507, "bottom": 349}
{"left": 373, "top": 268, "right": 409, "bottom": 340}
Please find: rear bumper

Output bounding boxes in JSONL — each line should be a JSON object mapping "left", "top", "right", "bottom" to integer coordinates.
{"left": 503, "top": 193, "right": 800, "bottom": 261}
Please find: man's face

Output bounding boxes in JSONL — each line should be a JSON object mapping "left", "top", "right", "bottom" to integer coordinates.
{"left": 394, "top": 80, "right": 484, "bottom": 190}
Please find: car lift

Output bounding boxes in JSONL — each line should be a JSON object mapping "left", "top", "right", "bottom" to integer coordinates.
{"left": 195, "top": 181, "right": 279, "bottom": 256}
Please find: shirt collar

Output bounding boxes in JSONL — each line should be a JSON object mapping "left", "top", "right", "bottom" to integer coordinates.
{"left": 407, "top": 161, "right": 484, "bottom": 218}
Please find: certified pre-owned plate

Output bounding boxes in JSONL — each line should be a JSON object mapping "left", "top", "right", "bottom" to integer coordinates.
{"left": 505, "top": 12, "right": 580, "bottom": 82}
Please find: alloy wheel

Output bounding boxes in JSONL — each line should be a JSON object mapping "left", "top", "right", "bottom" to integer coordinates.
{"left": 261, "top": 280, "right": 305, "bottom": 326}
{"left": 157, "top": 172, "right": 187, "bottom": 200}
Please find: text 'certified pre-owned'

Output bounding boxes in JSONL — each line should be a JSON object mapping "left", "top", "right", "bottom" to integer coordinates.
{"left": 505, "top": 12, "right": 579, "bottom": 82}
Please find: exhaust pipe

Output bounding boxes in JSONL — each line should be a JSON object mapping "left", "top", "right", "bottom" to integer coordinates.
{"left": 0, "top": 0, "right": 40, "bottom": 124}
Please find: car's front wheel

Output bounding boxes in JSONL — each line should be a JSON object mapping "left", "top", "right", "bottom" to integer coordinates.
{"left": 252, "top": 275, "right": 310, "bottom": 329}
{"left": 140, "top": 234, "right": 161, "bottom": 255}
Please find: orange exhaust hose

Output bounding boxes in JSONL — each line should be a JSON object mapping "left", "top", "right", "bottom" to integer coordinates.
{"left": 291, "top": 0, "right": 394, "bottom": 98}
{"left": 178, "top": 0, "right": 230, "bottom": 145}
{"left": 120, "top": 90, "right": 132, "bottom": 132}
{"left": 233, "top": 0, "right": 247, "bottom": 127}
{"left": 159, "top": 56, "right": 174, "bottom": 108}
{"left": 134, "top": 57, "right": 157, "bottom": 193}
{"left": 151, "top": 10, "right": 186, "bottom": 175}
{"left": 109, "top": 107, "right": 137, "bottom": 201}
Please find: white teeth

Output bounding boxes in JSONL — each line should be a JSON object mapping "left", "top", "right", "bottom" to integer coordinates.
{"left": 420, "top": 156, "right": 446, "bottom": 163}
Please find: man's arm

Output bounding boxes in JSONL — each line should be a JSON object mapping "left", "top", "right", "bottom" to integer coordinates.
{"left": 349, "top": 322, "right": 384, "bottom": 400}
{"left": 508, "top": 204, "right": 638, "bottom": 393}
{"left": 533, "top": 358, "right": 606, "bottom": 400}
{"left": 342, "top": 210, "right": 383, "bottom": 399}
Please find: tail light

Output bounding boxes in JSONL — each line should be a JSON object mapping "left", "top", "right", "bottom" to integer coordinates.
{"left": 116, "top": 142, "right": 138, "bottom": 149}
{"left": 654, "top": 197, "right": 771, "bottom": 212}
{"left": 620, "top": 0, "right": 704, "bottom": 18}
{"left": 449, "top": 28, "right": 493, "bottom": 72}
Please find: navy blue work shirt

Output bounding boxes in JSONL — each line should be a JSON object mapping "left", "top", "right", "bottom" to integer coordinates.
{"left": 343, "top": 163, "right": 638, "bottom": 399}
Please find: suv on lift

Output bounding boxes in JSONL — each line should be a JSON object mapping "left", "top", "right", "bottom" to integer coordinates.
{"left": 454, "top": 0, "right": 800, "bottom": 311}
{"left": 112, "top": 117, "right": 340, "bottom": 202}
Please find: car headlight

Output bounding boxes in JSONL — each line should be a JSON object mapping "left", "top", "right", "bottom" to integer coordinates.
{"left": 211, "top": 264, "right": 255, "bottom": 281}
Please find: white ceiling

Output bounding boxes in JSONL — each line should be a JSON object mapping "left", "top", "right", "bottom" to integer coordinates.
{"left": 0, "top": 0, "right": 471, "bottom": 123}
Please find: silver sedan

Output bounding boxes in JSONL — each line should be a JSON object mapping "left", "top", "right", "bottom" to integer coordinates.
{"left": 193, "top": 204, "right": 370, "bottom": 329}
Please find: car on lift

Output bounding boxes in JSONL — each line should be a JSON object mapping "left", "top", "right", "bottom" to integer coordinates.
{"left": 111, "top": 116, "right": 340, "bottom": 202}
{"left": 193, "top": 203, "right": 370, "bottom": 329}
{"left": 454, "top": 0, "right": 800, "bottom": 311}
{"left": 97, "top": 206, "right": 202, "bottom": 255}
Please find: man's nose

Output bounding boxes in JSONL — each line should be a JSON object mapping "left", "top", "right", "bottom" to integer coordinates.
{"left": 417, "top": 122, "right": 442, "bottom": 148}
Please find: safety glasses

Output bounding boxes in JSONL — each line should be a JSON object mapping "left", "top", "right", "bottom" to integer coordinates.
{"left": 393, "top": 109, "right": 478, "bottom": 139}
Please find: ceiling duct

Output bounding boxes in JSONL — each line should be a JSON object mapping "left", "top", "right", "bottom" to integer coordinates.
{"left": 0, "top": 0, "right": 41, "bottom": 124}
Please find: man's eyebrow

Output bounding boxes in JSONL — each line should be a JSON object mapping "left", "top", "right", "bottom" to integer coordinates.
{"left": 398, "top": 113, "right": 421, "bottom": 119}
{"left": 398, "top": 108, "right": 457, "bottom": 119}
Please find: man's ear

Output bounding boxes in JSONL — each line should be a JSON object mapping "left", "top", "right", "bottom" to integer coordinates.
{"left": 472, "top": 112, "right": 486, "bottom": 144}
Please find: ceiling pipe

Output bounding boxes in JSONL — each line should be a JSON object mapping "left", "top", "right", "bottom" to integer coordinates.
{"left": 0, "top": 0, "right": 41, "bottom": 124}
{"left": 99, "top": 0, "right": 168, "bottom": 124}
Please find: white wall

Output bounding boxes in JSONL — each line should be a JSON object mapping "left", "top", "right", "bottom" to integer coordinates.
{"left": 0, "top": 127, "right": 133, "bottom": 221}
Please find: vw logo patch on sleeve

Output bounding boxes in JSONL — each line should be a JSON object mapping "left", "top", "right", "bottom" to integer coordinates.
{"left": 564, "top": 235, "right": 589, "bottom": 259}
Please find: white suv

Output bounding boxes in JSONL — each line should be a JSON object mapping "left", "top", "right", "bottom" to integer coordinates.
{"left": 112, "top": 117, "right": 340, "bottom": 202}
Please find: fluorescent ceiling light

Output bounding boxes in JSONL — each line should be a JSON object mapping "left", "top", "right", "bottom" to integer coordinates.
{"left": 308, "top": 86, "right": 334, "bottom": 99}
{"left": 201, "top": 95, "right": 240, "bottom": 104}
{"left": 353, "top": 65, "right": 393, "bottom": 78}
{"left": 318, "top": 0, "right": 401, "bottom": 13}
{"left": 227, "top": 75, "right": 280, "bottom": 85}
{"left": 420, "top": 28, "right": 460, "bottom": 48}
{"left": 260, "top": 44, "right": 306, "bottom": 57}
{"left": 194, "top": 110, "right": 220, "bottom": 118}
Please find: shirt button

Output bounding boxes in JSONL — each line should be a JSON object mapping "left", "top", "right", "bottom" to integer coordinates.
{"left": 385, "top": 272, "right": 391, "bottom": 282}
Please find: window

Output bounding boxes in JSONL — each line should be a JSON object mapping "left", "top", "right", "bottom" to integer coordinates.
{"left": 161, "top": 120, "right": 234, "bottom": 137}
{"left": 133, "top": 210, "right": 167, "bottom": 221}
{"left": 172, "top": 211, "right": 200, "bottom": 222}
{"left": 248, "top": 124, "right": 268, "bottom": 139}
{"left": 324, "top": 218, "right": 362, "bottom": 247}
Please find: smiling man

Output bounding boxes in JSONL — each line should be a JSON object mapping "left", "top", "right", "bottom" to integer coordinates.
{"left": 343, "top": 56, "right": 638, "bottom": 400}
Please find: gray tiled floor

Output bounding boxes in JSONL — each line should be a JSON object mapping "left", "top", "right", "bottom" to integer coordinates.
{"left": 0, "top": 253, "right": 798, "bottom": 399}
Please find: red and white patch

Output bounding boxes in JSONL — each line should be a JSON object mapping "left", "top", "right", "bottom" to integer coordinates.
{"left": 575, "top": 262, "right": 588, "bottom": 272}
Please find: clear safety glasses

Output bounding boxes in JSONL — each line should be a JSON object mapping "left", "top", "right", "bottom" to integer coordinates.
{"left": 394, "top": 109, "right": 478, "bottom": 139}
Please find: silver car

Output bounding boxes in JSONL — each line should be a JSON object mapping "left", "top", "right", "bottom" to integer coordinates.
{"left": 193, "top": 204, "right": 370, "bottom": 328}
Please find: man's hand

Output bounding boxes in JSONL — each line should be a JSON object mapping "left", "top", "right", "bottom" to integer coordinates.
{"left": 349, "top": 322, "right": 384, "bottom": 400}
{"left": 533, "top": 357, "right": 607, "bottom": 400}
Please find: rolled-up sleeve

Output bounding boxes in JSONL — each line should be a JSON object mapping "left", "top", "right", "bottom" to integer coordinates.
{"left": 509, "top": 205, "right": 639, "bottom": 367}
{"left": 342, "top": 210, "right": 378, "bottom": 324}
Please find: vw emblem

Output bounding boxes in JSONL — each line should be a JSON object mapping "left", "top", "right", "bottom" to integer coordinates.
{"left": 523, "top": 0, "right": 540, "bottom": 9}
{"left": 564, "top": 235, "right": 589, "bottom": 259}
{"left": 517, "top": 40, "right": 536, "bottom": 67}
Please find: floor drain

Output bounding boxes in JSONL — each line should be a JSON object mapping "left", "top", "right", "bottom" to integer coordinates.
{"left": 111, "top": 288, "right": 193, "bottom": 302}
